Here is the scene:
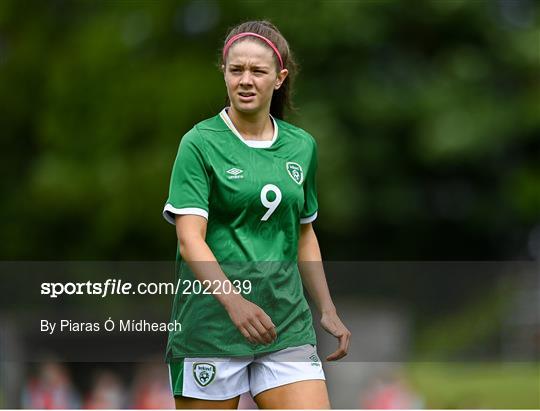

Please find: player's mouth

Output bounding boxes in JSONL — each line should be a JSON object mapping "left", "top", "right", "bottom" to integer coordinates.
{"left": 238, "top": 92, "right": 256, "bottom": 101}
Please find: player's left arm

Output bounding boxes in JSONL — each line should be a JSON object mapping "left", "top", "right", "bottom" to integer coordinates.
{"left": 298, "top": 222, "right": 351, "bottom": 360}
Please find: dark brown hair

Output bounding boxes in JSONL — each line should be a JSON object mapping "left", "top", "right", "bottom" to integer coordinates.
{"left": 221, "top": 20, "right": 298, "bottom": 120}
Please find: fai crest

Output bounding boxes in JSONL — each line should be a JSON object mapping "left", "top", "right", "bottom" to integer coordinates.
{"left": 286, "top": 162, "right": 304, "bottom": 185}
{"left": 192, "top": 362, "right": 216, "bottom": 387}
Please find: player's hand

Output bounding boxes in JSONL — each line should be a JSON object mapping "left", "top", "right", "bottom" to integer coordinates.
{"left": 224, "top": 295, "right": 277, "bottom": 345}
{"left": 321, "top": 311, "right": 350, "bottom": 361}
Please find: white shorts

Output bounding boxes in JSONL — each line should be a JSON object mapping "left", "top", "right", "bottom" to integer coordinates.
{"left": 168, "top": 344, "right": 325, "bottom": 400}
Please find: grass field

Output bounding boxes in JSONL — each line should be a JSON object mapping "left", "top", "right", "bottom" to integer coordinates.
{"left": 406, "top": 362, "right": 540, "bottom": 409}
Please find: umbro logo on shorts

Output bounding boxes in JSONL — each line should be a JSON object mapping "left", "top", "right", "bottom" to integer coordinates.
{"left": 226, "top": 167, "right": 244, "bottom": 179}
{"left": 193, "top": 362, "right": 216, "bottom": 387}
{"left": 309, "top": 354, "right": 321, "bottom": 367}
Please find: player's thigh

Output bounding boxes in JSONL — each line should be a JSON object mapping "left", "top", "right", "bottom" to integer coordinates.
{"left": 250, "top": 344, "right": 328, "bottom": 408}
{"left": 175, "top": 395, "right": 240, "bottom": 409}
{"left": 254, "top": 379, "right": 330, "bottom": 409}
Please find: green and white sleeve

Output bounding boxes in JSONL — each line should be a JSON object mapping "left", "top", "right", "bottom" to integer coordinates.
{"left": 163, "top": 127, "right": 211, "bottom": 225}
{"left": 300, "top": 135, "right": 319, "bottom": 224}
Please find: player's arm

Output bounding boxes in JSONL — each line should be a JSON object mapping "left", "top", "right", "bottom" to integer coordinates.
{"left": 175, "top": 214, "right": 276, "bottom": 345}
{"left": 298, "top": 222, "right": 351, "bottom": 360}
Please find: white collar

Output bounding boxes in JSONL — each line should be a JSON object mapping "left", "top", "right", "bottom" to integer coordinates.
{"left": 219, "top": 108, "right": 278, "bottom": 148}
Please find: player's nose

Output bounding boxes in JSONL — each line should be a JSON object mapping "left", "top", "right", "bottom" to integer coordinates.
{"left": 239, "top": 70, "right": 253, "bottom": 85}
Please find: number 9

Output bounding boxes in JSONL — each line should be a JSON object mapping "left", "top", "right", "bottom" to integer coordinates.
{"left": 260, "top": 184, "right": 282, "bottom": 221}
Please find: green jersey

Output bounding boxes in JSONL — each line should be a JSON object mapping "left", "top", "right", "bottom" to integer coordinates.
{"left": 163, "top": 108, "right": 318, "bottom": 359}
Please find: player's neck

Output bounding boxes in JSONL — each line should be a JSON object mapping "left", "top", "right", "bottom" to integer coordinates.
{"left": 227, "top": 106, "right": 273, "bottom": 141}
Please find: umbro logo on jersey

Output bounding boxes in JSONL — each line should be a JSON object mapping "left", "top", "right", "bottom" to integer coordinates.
{"left": 286, "top": 162, "right": 304, "bottom": 185}
{"left": 226, "top": 167, "right": 244, "bottom": 179}
{"left": 193, "top": 362, "right": 216, "bottom": 387}
{"left": 226, "top": 167, "right": 243, "bottom": 175}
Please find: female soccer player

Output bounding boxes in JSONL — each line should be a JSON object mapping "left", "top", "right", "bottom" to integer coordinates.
{"left": 163, "top": 20, "right": 350, "bottom": 409}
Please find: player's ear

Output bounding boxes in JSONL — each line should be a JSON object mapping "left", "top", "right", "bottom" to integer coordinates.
{"left": 275, "top": 69, "right": 288, "bottom": 90}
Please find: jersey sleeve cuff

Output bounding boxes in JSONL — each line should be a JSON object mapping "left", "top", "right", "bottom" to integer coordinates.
{"left": 163, "top": 204, "right": 209, "bottom": 225}
{"left": 300, "top": 211, "right": 318, "bottom": 224}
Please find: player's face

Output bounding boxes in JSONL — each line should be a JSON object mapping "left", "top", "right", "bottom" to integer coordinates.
{"left": 223, "top": 40, "right": 288, "bottom": 116}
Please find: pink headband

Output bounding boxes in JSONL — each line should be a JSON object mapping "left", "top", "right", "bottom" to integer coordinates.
{"left": 223, "top": 32, "right": 284, "bottom": 70}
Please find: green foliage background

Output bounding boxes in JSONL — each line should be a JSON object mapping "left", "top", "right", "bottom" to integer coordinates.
{"left": 1, "top": 0, "right": 538, "bottom": 261}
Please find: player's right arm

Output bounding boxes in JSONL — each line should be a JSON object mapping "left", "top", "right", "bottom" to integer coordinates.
{"left": 175, "top": 214, "right": 276, "bottom": 345}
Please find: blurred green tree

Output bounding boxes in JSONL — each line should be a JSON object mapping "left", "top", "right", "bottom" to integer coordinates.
{"left": 0, "top": 0, "right": 538, "bottom": 264}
